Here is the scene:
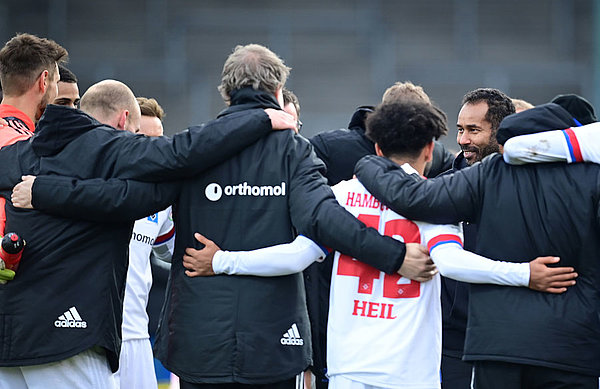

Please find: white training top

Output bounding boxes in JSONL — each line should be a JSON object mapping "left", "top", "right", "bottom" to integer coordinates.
{"left": 503, "top": 122, "right": 600, "bottom": 165}
{"left": 122, "top": 207, "right": 175, "bottom": 341}
{"left": 326, "top": 166, "right": 529, "bottom": 389}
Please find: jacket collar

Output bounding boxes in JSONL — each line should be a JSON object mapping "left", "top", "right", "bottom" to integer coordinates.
{"left": 31, "top": 104, "right": 105, "bottom": 157}
{"left": 452, "top": 151, "right": 470, "bottom": 171}
{"left": 217, "top": 87, "right": 282, "bottom": 118}
{"left": 496, "top": 103, "right": 575, "bottom": 145}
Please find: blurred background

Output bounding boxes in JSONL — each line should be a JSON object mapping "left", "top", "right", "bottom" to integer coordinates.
{"left": 1, "top": 0, "right": 598, "bottom": 152}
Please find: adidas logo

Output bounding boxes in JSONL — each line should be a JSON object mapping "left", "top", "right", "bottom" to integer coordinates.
{"left": 54, "top": 306, "right": 87, "bottom": 329}
{"left": 280, "top": 323, "right": 304, "bottom": 346}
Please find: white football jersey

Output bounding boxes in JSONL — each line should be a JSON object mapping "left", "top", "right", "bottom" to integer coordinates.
{"left": 122, "top": 207, "right": 175, "bottom": 341}
{"left": 327, "top": 177, "right": 463, "bottom": 389}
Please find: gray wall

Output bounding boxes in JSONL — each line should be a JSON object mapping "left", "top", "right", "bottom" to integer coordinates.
{"left": 1, "top": 0, "right": 596, "bottom": 152}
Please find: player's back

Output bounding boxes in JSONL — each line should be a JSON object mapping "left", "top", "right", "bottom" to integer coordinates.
{"left": 155, "top": 129, "right": 314, "bottom": 383}
{"left": 463, "top": 155, "right": 600, "bottom": 376}
{"left": 327, "top": 178, "right": 442, "bottom": 389}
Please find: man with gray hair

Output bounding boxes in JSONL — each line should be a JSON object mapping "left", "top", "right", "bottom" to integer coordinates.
{"left": 0, "top": 76, "right": 296, "bottom": 388}
{"left": 14, "top": 44, "right": 433, "bottom": 389}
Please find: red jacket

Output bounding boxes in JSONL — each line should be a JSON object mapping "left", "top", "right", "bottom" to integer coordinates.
{"left": 0, "top": 104, "right": 35, "bottom": 233}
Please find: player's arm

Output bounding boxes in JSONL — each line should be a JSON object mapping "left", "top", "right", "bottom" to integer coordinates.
{"left": 183, "top": 234, "right": 327, "bottom": 277}
{"left": 503, "top": 124, "right": 600, "bottom": 165}
{"left": 151, "top": 207, "right": 176, "bottom": 263}
{"left": 354, "top": 155, "right": 481, "bottom": 224}
{"left": 106, "top": 109, "right": 296, "bottom": 182}
{"left": 287, "top": 138, "right": 433, "bottom": 280}
{"left": 424, "top": 224, "right": 577, "bottom": 293}
{"left": 12, "top": 175, "right": 179, "bottom": 222}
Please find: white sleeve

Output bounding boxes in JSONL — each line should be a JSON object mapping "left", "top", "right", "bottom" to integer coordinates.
{"left": 212, "top": 235, "right": 328, "bottom": 276}
{"left": 503, "top": 123, "right": 600, "bottom": 165}
{"left": 151, "top": 207, "right": 175, "bottom": 263}
{"left": 422, "top": 223, "right": 530, "bottom": 286}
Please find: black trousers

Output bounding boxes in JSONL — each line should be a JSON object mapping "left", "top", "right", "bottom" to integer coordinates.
{"left": 180, "top": 377, "right": 296, "bottom": 389}
{"left": 441, "top": 354, "right": 473, "bottom": 389}
{"left": 473, "top": 360, "right": 598, "bottom": 389}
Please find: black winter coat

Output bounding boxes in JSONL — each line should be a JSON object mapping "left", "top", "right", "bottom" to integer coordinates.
{"left": 0, "top": 104, "right": 276, "bottom": 371}
{"left": 354, "top": 104, "right": 600, "bottom": 375}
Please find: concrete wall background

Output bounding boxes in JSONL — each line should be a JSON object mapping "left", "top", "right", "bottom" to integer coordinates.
{"left": 1, "top": 0, "right": 596, "bottom": 152}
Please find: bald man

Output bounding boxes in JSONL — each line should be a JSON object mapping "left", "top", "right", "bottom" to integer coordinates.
{"left": 0, "top": 79, "right": 295, "bottom": 389}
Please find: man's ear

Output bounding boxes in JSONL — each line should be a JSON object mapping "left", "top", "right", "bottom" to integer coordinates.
{"left": 37, "top": 69, "right": 49, "bottom": 94}
{"left": 374, "top": 143, "right": 385, "bottom": 157}
{"left": 423, "top": 141, "right": 435, "bottom": 163}
{"left": 117, "top": 110, "right": 129, "bottom": 131}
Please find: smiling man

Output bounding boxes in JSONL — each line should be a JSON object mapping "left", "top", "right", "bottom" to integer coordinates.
{"left": 439, "top": 87, "right": 515, "bottom": 389}
{"left": 456, "top": 88, "right": 514, "bottom": 165}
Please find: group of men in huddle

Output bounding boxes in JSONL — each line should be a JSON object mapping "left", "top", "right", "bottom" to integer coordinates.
{"left": 0, "top": 32, "right": 598, "bottom": 389}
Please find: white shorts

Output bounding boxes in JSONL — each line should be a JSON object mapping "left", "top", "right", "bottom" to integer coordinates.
{"left": 113, "top": 338, "right": 157, "bottom": 389}
{"left": 0, "top": 347, "right": 115, "bottom": 389}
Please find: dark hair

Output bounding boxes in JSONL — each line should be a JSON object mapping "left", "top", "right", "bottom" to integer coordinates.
{"left": 461, "top": 88, "right": 515, "bottom": 132}
{"left": 366, "top": 101, "right": 448, "bottom": 159}
{"left": 58, "top": 64, "right": 77, "bottom": 84}
{"left": 0, "top": 33, "right": 68, "bottom": 96}
{"left": 282, "top": 88, "right": 300, "bottom": 116}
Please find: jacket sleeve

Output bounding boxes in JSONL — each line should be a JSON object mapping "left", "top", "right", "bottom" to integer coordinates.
{"left": 426, "top": 140, "right": 455, "bottom": 178}
{"left": 31, "top": 176, "right": 180, "bottom": 222}
{"left": 102, "top": 109, "right": 274, "bottom": 181}
{"left": 354, "top": 155, "right": 481, "bottom": 224}
{"left": 288, "top": 139, "right": 406, "bottom": 274}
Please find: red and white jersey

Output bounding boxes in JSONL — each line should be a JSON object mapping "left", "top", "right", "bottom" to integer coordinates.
{"left": 122, "top": 207, "right": 175, "bottom": 341}
{"left": 327, "top": 177, "right": 463, "bottom": 389}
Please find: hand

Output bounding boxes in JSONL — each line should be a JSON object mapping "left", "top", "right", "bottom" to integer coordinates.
{"left": 183, "top": 233, "right": 220, "bottom": 277}
{"left": 398, "top": 243, "right": 437, "bottom": 282}
{"left": 528, "top": 256, "right": 577, "bottom": 293}
{"left": 11, "top": 175, "right": 36, "bottom": 209}
{"left": 0, "top": 118, "right": 7, "bottom": 127}
{"left": 264, "top": 108, "right": 298, "bottom": 133}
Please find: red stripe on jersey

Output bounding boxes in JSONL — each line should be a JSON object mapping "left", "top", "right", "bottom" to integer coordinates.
{"left": 564, "top": 128, "right": 583, "bottom": 162}
{"left": 154, "top": 226, "right": 175, "bottom": 245}
{"left": 427, "top": 234, "right": 463, "bottom": 252}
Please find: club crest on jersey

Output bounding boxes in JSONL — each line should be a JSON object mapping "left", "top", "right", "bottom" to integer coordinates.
{"left": 205, "top": 182, "right": 286, "bottom": 202}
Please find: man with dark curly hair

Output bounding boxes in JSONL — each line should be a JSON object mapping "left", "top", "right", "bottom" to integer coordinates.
{"left": 457, "top": 88, "right": 515, "bottom": 165}
{"left": 440, "top": 87, "right": 515, "bottom": 389}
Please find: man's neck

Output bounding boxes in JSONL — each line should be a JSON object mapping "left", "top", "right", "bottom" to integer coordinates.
{"left": 388, "top": 156, "right": 426, "bottom": 176}
{"left": 1, "top": 95, "right": 38, "bottom": 124}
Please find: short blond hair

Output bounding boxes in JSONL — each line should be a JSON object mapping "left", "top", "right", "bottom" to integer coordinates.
{"left": 137, "top": 97, "right": 165, "bottom": 120}
{"left": 218, "top": 44, "right": 291, "bottom": 103}
{"left": 511, "top": 98, "right": 534, "bottom": 113}
{"left": 382, "top": 81, "right": 431, "bottom": 105}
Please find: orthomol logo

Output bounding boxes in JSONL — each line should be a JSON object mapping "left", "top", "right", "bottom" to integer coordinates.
{"left": 205, "top": 182, "right": 286, "bottom": 201}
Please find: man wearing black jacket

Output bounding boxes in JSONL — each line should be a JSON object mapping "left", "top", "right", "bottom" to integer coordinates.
{"left": 354, "top": 103, "right": 600, "bottom": 388}
{"left": 0, "top": 78, "right": 297, "bottom": 388}
{"left": 439, "top": 88, "right": 515, "bottom": 389}
{"left": 10, "top": 46, "right": 432, "bottom": 388}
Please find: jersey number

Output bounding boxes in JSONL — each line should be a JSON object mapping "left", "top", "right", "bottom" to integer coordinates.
{"left": 336, "top": 214, "right": 421, "bottom": 298}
